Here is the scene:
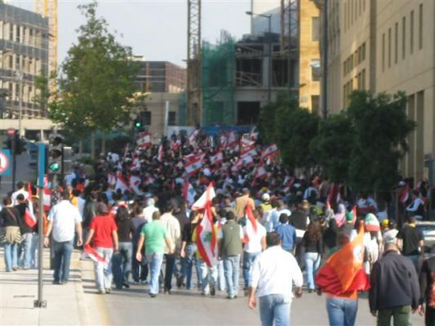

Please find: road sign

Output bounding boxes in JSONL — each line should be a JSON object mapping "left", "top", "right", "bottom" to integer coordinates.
{"left": 0, "top": 149, "right": 11, "bottom": 176}
{"left": 7, "top": 128, "right": 15, "bottom": 136}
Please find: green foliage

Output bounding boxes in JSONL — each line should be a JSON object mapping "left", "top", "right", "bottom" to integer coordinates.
{"left": 49, "top": 1, "right": 139, "bottom": 137}
{"left": 311, "top": 113, "right": 354, "bottom": 183}
{"left": 259, "top": 92, "right": 320, "bottom": 169}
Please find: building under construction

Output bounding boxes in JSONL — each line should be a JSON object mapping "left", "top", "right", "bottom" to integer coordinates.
{"left": 191, "top": 0, "right": 321, "bottom": 127}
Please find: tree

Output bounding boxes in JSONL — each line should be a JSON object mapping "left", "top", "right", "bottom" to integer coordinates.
{"left": 310, "top": 112, "right": 354, "bottom": 183}
{"left": 49, "top": 2, "right": 139, "bottom": 141}
{"left": 259, "top": 92, "right": 320, "bottom": 169}
{"left": 346, "top": 91, "right": 415, "bottom": 191}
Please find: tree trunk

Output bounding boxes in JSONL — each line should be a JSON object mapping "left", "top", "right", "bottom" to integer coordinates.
{"left": 91, "top": 131, "right": 96, "bottom": 159}
{"left": 78, "top": 140, "right": 83, "bottom": 155}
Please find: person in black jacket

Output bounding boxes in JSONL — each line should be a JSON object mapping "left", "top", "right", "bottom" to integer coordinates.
{"left": 419, "top": 256, "right": 435, "bottom": 326}
{"left": 15, "top": 194, "right": 34, "bottom": 270}
{"left": 369, "top": 242, "right": 420, "bottom": 326}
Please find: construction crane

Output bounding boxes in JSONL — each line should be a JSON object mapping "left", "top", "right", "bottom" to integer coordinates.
{"left": 34, "top": 0, "right": 58, "bottom": 91}
{"left": 186, "top": 0, "right": 202, "bottom": 126}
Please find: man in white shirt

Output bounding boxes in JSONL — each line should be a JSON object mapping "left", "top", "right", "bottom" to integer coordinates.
{"left": 243, "top": 209, "right": 266, "bottom": 294}
{"left": 143, "top": 198, "right": 159, "bottom": 223}
{"left": 44, "top": 190, "right": 83, "bottom": 284}
{"left": 160, "top": 202, "right": 181, "bottom": 294}
{"left": 248, "top": 232, "right": 303, "bottom": 326}
{"left": 11, "top": 181, "right": 29, "bottom": 205}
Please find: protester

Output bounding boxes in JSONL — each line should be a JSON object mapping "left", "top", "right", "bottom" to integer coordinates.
{"left": 0, "top": 197, "right": 22, "bottom": 272}
{"left": 235, "top": 189, "right": 255, "bottom": 220}
{"left": 397, "top": 215, "right": 425, "bottom": 272}
{"left": 131, "top": 205, "right": 148, "bottom": 284}
{"left": 248, "top": 232, "right": 303, "bottom": 326}
{"left": 45, "top": 189, "right": 83, "bottom": 284}
{"left": 419, "top": 256, "right": 435, "bottom": 325}
{"left": 302, "top": 222, "right": 322, "bottom": 293}
{"left": 136, "top": 211, "right": 173, "bottom": 298}
{"left": 218, "top": 210, "right": 244, "bottom": 299}
{"left": 85, "top": 203, "right": 119, "bottom": 294}
{"left": 369, "top": 242, "right": 420, "bottom": 326}
{"left": 15, "top": 194, "right": 33, "bottom": 270}
{"left": 275, "top": 214, "right": 297, "bottom": 253}
{"left": 179, "top": 210, "right": 200, "bottom": 290}
{"left": 11, "top": 181, "right": 29, "bottom": 205}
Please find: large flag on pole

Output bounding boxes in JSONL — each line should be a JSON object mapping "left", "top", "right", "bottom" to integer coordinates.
{"left": 183, "top": 179, "right": 196, "bottom": 206}
{"left": 24, "top": 183, "right": 37, "bottom": 228}
{"left": 193, "top": 184, "right": 217, "bottom": 267}
{"left": 315, "top": 223, "right": 370, "bottom": 295}
{"left": 243, "top": 204, "right": 257, "bottom": 243}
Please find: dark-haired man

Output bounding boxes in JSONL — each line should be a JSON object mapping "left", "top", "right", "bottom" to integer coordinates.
{"left": 248, "top": 232, "right": 303, "bottom": 326}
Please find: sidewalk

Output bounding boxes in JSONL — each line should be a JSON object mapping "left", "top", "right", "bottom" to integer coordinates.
{"left": 0, "top": 249, "right": 111, "bottom": 326}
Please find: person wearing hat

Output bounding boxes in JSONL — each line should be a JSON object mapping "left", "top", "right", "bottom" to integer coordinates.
{"left": 260, "top": 193, "right": 272, "bottom": 216}
{"left": 381, "top": 219, "right": 398, "bottom": 248}
{"left": 340, "top": 212, "right": 356, "bottom": 240}
{"left": 84, "top": 203, "right": 119, "bottom": 294}
{"left": 363, "top": 213, "right": 382, "bottom": 274}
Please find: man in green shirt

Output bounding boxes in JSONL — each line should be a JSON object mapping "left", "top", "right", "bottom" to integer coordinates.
{"left": 136, "top": 211, "right": 173, "bottom": 297}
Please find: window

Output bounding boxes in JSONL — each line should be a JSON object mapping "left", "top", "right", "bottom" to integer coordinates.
{"left": 419, "top": 4, "right": 423, "bottom": 49}
{"left": 362, "top": 69, "right": 366, "bottom": 90}
{"left": 410, "top": 10, "right": 414, "bottom": 54}
{"left": 311, "top": 59, "right": 321, "bottom": 81}
{"left": 343, "top": 61, "right": 347, "bottom": 77}
{"left": 16, "top": 26, "right": 20, "bottom": 43}
{"left": 402, "top": 17, "right": 406, "bottom": 59}
{"left": 312, "top": 17, "right": 320, "bottom": 41}
{"left": 9, "top": 24, "right": 13, "bottom": 41}
{"left": 395, "top": 23, "right": 398, "bottom": 64}
{"left": 311, "top": 96, "right": 320, "bottom": 114}
{"left": 388, "top": 28, "right": 392, "bottom": 68}
{"left": 382, "top": 33, "right": 385, "bottom": 72}
{"left": 362, "top": 42, "right": 366, "bottom": 61}
{"left": 141, "top": 111, "right": 151, "bottom": 125}
{"left": 168, "top": 112, "right": 176, "bottom": 126}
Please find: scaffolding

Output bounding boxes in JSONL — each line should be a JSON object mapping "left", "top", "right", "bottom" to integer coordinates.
{"left": 201, "top": 32, "right": 235, "bottom": 126}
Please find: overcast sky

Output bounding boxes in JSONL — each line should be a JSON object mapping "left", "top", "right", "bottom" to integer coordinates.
{"left": 9, "top": 0, "right": 255, "bottom": 67}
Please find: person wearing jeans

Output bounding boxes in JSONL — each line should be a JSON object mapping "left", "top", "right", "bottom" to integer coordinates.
{"left": 301, "top": 222, "right": 323, "bottom": 292}
{"left": 85, "top": 203, "right": 119, "bottom": 294}
{"left": 45, "top": 190, "right": 83, "bottom": 284}
{"left": 136, "top": 210, "right": 173, "bottom": 298}
{"left": 1, "top": 198, "right": 22, "bottom": 272}
{"left": 218, "top": 211, "right": 244, "bottom": 299}
{"left": 53, "top": 239, "right": 74, "bottom": 283}
{"left": 326, "top": 297, "right": 358, "bottom": 326}
{"left": 15, "top": 194, "right": 34, "bottom": 270}
{"left": 113, "top": 206, "right": 134, "bottom": 289}
{"left": 179, "top": 211, "right": 200, "bottom": 289}
{"left": 4, "top": 240, "right": 19, "bottom": 272}
{"left": 20, "top": 233, "right": 33, "bottom": 269}
{"left": 249, "top": 232, "right": 303, "bottom": 326}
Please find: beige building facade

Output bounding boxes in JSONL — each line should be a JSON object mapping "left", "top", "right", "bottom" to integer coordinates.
{"left": 324, "top": 0, "right": 435, "bottom": 182}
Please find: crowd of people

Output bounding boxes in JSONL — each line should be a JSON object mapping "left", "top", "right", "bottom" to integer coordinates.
{"left": 1, "top": 128, "right": 435, "bottom": 326}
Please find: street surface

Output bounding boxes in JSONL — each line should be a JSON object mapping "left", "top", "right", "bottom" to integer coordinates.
{"left": 101, "top": 283, "right": 424, "bottom": 325}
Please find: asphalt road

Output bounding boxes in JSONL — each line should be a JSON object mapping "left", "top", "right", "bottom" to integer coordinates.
{"left": 103, "top": 281, "right": 424, "bottom": 326}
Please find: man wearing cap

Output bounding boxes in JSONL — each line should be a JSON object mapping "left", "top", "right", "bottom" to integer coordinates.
{"left": 369, "top": 241, "right": 420, "bottom": 326}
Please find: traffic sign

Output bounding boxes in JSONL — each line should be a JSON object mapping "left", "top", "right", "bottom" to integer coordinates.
{"left": 0, "top": 149, "right": 11, "bottom": 176}
{"left": 7, "top": 128, "right": 15, "bottom": 137}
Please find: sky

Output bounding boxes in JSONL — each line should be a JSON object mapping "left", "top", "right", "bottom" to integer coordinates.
{"left": 8, "top": 0, "right": 256, "bottom": 67}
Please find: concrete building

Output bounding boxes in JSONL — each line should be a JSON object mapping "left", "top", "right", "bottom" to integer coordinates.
{"left": 132, "top": 57, "right": 186, "bottom": 138}
{"left": 323, "top": 0, "right": 434, "bottom": 182}
{"left": 0, "top": 2, "right": 49, "bottom": 119}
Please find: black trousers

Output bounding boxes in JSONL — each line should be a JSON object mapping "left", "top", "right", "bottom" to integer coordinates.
{"left": 164, "top": 254, "right": 176, "bottom": 291}
{"left": 426, "top": 306, "right": 435, "bottom": 326}
{"left": 132, "top": 245, "right": 148, "bottom": 282}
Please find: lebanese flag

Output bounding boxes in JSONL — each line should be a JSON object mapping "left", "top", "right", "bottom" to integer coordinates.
{"left": 189, "top": 129, "right": 200, "bottom": 147}
{"left": 315, "top": 223, "right": 370, "bottom": 295}
{"left": 131, "top": 156, "right": 140, "bottom": 171}
{"left": 136, "top": 132, "right": 151, "bottom": 148}
{"left": 243, "top": 204, "right": 257, "bottom": 243}
{"left": 210, "top": 152, "right": 223, "bottom": 166}
{"left": 251, "top": 165, "right": 267, "bottom": 186}
{"left": 108, "top": 173, "right": 117, "bottom": 188}
{"left": 157, "top": 145, "right": 164, "bottom": 162}
{"left": 83, "top": 245, "right": 110, "bottom": 266}
{"left": 193, "top": 184, "right": 217, "bottom": 267}
{"left": 240, "top": 138, "right": 255, "bottom": 149}
{"left": 241, "top": 144, "right": 257, "bottom": 158}
{"left": 227, "top": 132, "right": 237, "bottom": 148}
{"left": 399, "top": 183, "right": 410, "bottom": 204}
{"left": 282, "top": 177, "right": 295, "bottom": 193}
{"left": 249, "top": 126, "right": 259, "bottom": 141}
{"left": 129, "top": 175, "right": 142, "bottom": 195}
{"left": 183, "top": 179, "right": 196, "bottom": 206}
{"left": 185, "top": 157, "right": 203, "bottom": 176}
{"left": 42, "top": 188, "right": 52, "bottom": 212}
{"left": 24, "top": 184, "right": 37, "bottom": 228}
{"left": 261, "top": 144, "right": 278, "bottom": 160}
{"left": 115, "top": 173, "right": 132, "bottom": 193}
{"left": 219, "top": 134, "right": 228, "bottom": 149}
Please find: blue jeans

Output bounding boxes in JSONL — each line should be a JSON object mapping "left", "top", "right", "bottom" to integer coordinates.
{"left": 304, "top": 252, "right": 320, "bottom": 290}
{"left": 243, "top": 251, "right": 260, "bottom": 287}
{"left": 20, "top": 233, "right": 33, "bottom": 269}
{"left": 181, "top": 243, "right": 197, "bottom": 289}
{"left": 112, "top": 242, "right": 132, "bottom": 289}
{"left": 4, "top": 241, "right": 19, "bottom": 272}
{"left": 259, "top": 294, "right": 291, "bottom": 326}
{"left": 53, "top": 239, "right": 74, "bottom": 282}
{"left": 94, "top": 247, "right": 114, "bottom": 292}
{"left": 217, "top": 260, "right": 226, "bottom": 291}
{"left": 326, "top": 297, "right": 358, "bottom": 326}
{"left": 197, "top": 258, "right": 217, "bottom": 294}
{"left": 146, "top": 252, "right": 164, "bottom": 295}
{"left": 223, "top": 255, "right": 240, "bottom": 297}
{"left": 405, "top": 255, "right": 420, "bottom": 273}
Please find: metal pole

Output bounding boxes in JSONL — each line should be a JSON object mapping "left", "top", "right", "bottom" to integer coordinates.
{"left": 18, "top": 74, "right": 23, "bottom": 137}
{"left": 268, "top": 16, "right": 272, "bottom": 103}
{"left": 11, "top": 134, "right": 16, "bottom": 192}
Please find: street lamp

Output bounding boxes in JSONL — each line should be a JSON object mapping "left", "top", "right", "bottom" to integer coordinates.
{"left": 246, "top": 11, "right": 272, "bottom": 103}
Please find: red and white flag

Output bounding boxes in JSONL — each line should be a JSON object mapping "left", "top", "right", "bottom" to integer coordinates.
{"left": 227, "top": 132, "right": 237, "bottom": 148}
{"left": 83, "top": 245, "right": 110, "bottom": 266}
{"left": 240, "top": 138, "right": 255, "bottom": 149}
{"left": 115, "top": 173, "right": 132, "bottom": 193}
{"left": 157, "top": 145, "right": 164, "bottom": 162}
{"left": 210, "top": 152, "right": 223, "bottom": 166}
{"left": 171, "top": 139, "right": 181, "bottom": 152}
{"left": 243, "top": 205, "right": 258, "bottom": 243}
{"left": 327, "top": 183, "right": 341, "bottom": 205}
{"left": 241, "top": 144, "right": 257, "bottom": 158}
{"left": 108, "top": 173, "right": 117, "bottom": 188}
{"left": 136, "top": 132, "right": 151, "bottom": 148}
{"left": 193, "top": 184, "right": 218, "bottom": 267}
{"left": 219, "top": 134, "right": 228, "bottom": 148}
{"left": 183, "top": 179, "right": 196, "bottom": 206}
{"left": 129, "top": 175, "right": 142, "bottom": 195}
{"left": 261, "top": 144, "right": 278, "bottom": 160}
{"left": 42, "top": 188, "right": 51, "bottom": 212}
{"left": 400, "top": 183, "right": 410, "bottom": 204}
{"left": 24, "top": 184, "right": 37, "bottom": 228}
{"left": 131, "top": 156, "right": 140, "bottom": 171}
{"left": 185, "top": 157, "right": 203, "bottom": 177}
{"left": 189, "top": 129, "right": 200, "bottom": 147}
